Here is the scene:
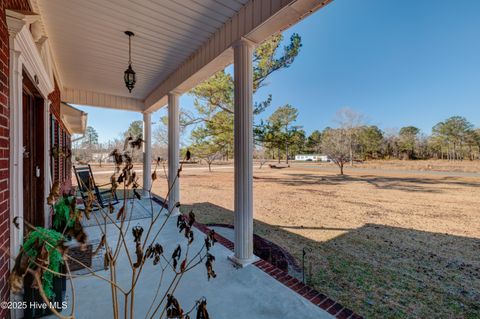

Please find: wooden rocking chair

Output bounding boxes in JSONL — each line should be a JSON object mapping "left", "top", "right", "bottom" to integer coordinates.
{"left": 73, "top": 164, "right": 119, "bottom": 210}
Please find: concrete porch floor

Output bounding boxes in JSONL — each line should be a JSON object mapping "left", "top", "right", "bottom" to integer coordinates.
{"left": 47, "top": 198, "right": 333, "bottom": 318}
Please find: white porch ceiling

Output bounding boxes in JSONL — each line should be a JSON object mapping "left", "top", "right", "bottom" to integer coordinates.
{"left": 34, "top": 0, "right": 332, "bottom": 112}
{"left": 36, "top": 0, "right": 249, "bottom": 101}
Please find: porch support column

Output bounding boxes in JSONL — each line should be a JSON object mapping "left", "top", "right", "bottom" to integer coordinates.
{"left": 229, "top": 38, "right": 258, "bottom": 267}
{"left": 143, "top": 112, "right": 152, "bottom": 195}
{"left": 168, "top": 92, "right": 180, "bottom": 216}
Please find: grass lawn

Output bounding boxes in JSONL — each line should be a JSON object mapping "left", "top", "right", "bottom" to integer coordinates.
{"left": 90, "top": 162, "right": 480, "bottom": 318}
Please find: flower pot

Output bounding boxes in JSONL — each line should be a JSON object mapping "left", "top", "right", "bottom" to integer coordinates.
{"left": 22, "top": 266, "right": 66, "bottom": 318}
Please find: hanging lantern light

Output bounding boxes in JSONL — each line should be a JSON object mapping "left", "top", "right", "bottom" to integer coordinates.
{"left": 124, "top": 31, "right": 136, "bottom": 93}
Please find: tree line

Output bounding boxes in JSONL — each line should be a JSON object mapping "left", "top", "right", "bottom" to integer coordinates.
{"left": 73, "top": 32, "right": 480, "bottom": 175}
{"left": 255, "top": 107, "right": 480, "bottom": 174}
{"left": 73, "top": 120, "right": 168, "bottom": 165}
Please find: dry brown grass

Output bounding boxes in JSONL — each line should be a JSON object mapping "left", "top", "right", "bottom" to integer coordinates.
{"left": 91, "top": 161, "right": 480, "bottom": 318}
{"left": 356, "top": 159, "right": 480, "bottom": 173}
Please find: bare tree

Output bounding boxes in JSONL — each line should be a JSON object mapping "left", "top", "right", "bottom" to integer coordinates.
{"left": 254, "top": 145, "right": 269, "bottom": 169}
{"left": 335, "top": 108, "right": 364, "bottom": 166}
{"left": 191, "top": 142, "right": 223, "bottom": 172}
{"left": 321, "top": 128, "right": 350, "bottom": 175}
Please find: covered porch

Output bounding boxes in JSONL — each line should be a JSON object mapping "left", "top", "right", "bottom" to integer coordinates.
{"left": 5, "top": 0, "right": 353, "bottom": 318}
{"left": 45, "top": 198, "right": 336, "bottom": 318}
{"left": 29, "top": 0, "right": 333, "bottom": 268}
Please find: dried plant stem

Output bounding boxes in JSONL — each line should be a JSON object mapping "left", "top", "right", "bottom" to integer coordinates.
{"left": 110, "top": 262, "right": 119, "bottom": 319}
{"left": 129, "top": 268, "right": 136, "bottom": 319}
{"left": 29, "top": 269, "right": 74, "bottom": 319}
{"left": 148, "top": 273, "right": 180, "bottom": 319}
{"left": 129, "top": 166, "right": 184, "bottom": 294}
{"left": 130, "top": 201, "right": 177, "bottom": 293}
{"left": 143, "top": 263, "right": 167, "bottom": 319}
{"left": 15, "top": 151, "right": 211, "bottom": 319}
{"left": 91, "top": 206, "right": 134, "bottom": 269}
{"left": 153, "top": 245, "right": 192, "bottom": 319}
{"left": 65, "top": 254, "right": 127, "bottom": 294}
{"left": 64, "top": 256, "right": 76, "bottom": 317}
{"left": 157, "top": 271, "right": 186, "bottom": 319}
{"left": 124, "top": 294, "right": 129, "bottom": 319}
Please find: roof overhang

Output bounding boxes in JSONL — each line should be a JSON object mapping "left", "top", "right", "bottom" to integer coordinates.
{"left": 32, "top": 0, "right": 333, "bottom": 113}
{"left": 60, "top": 102, "right": 88, "bottom": 135}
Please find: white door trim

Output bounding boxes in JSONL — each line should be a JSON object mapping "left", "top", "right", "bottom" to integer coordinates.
{"left": 7, "top": 10, "right": 55, "bottom": 319}
{"left": 7, "top": 9, "right": 54, "bottom": 259}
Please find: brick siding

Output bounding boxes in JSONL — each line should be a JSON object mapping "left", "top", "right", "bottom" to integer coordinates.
{"left": 1, "top": 2, "right": 73, "bottom": 316}
{"left": 1, "top": 1, "right": 31, "bottom": 317}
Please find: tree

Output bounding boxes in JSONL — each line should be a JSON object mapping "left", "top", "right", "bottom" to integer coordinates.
{"left": 321, "top": 128, "right": 350, "bottom": 175}
{"left": 82, "top": 126, "right": 99, "bottom": 147}
{"left": 464, "top": 129, "right": 480, "bottom": 160}
{"left": 289, "top": 129, "right": 307, "bottom": 158}
{"left": 187, "top": 33, "right": 303, "bottom": 156}
{"left": 190, "top": 109, "right": 234, "bottom": 160}
{"left": 306, "top": 130, "right": 322, "bottom": 154}
{"left": 74, "top": 126, "right": 99, "bottom": 162}
{"left": 335, "top": 108, "right": 364, "bottom": 165}
{"left": 253, "top": 145, "right": 269, "bottom": 168}
{"left": 398, "top": 126, "right": 420, "bottom": 159}
{"left": 432, "top": 116, "right": 474, "bottom": 160}
{"left": 268, "top": 104, "right": 299, "bottom": 164}
{"left": 358, "top": 126, "right": 383, "bottom": 159}
{"left": 255, "top": 120, "right": 284, "bottom": 163}
{"left": 190, "top": 142, "right": 223, "bottom": 172}
{"left": 124, "top": 120, "right": 143, "bottom": 139}
{"left": 380, "top": 128, "right": 396, "bottom": 159}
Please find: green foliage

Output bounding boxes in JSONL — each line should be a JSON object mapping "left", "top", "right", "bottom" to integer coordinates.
{"left": 53, "top": 196, "right": 76, "bottom": 230}
{"left": 358, "top": 126, "right": 384, "bottom": 159}
{"left": 190, "top": 141, "right": 223, "bottom": 171}
{"left": 306, "top": 130, "right": 322, "bottom": 153}
{"left": 256, "top": 104, "right": 302, "bottom": 162}
{"left": 288, "top": 129, "right": 307, "bottom": 156}
{"left": 82, "top": 126, "right": 99, "bottom": 147}
{"left": 124, "top": 120, "right": 143, "bottom": 139}
{"left": 269, "top": 104, "right": 298, "bottom": 128}
{"left": 187, "top": 34, "right": 303, "bottom": 156}
{"left": 254, "top": 34, "right": 302, "bottom": 90}
{"left": 23, "top": 228, "right": 64, "bottom": 299}
{"left": 432, "top": 116, "right": 476, "bottom": 159}
{"left": 398, "top": 126, "right": 420, "bottom": 159}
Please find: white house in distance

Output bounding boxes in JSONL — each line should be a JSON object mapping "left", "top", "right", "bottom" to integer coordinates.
{"left": 295, "top": 154, "right": 330, "bottom": 162}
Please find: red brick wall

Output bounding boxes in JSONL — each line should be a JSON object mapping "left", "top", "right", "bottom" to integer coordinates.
{"left": 0, "top": 3, "right": 72, "bottom": 314}
{"left": 1, "top": 2, "right": 59, "bottom": 317}
{"left": 0, "top": 3, "right": 10, "bottom": 315}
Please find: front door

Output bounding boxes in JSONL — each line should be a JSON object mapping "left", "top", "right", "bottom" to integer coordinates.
{"left": 22, "top": 73, "right": 45, "bottom": 228}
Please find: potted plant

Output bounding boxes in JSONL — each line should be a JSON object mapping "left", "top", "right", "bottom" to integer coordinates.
{"left": 13, "top": 227, "right": 67, "bottom": 318}
{"left": 52, "top": 195, "right": 77, "bottom": 235}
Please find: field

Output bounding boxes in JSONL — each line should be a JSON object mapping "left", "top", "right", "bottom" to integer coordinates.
{"left": 90, "top": 161, "right": 480, "bottom": 318}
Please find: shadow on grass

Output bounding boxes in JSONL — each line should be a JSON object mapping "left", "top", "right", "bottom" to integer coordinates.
{"left": 181, "top": 202, "right": 480, "bottom": 319}
{"left": 254, "top": 173, "right": 480, "bottom": 193}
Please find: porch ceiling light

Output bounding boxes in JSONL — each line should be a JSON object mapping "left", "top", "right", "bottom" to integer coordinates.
{"left": 124, "top": 31, "right": 136, "bottom": 93}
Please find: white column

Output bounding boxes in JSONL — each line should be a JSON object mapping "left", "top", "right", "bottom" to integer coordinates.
{"left": 167, "top": 92, "right": 180, "bottom": 216}
{"left": 143, "top": 112, "right": 152, "bottom": 195}
{"left": 229, "top": 38, "right": 258, "bottom": 267}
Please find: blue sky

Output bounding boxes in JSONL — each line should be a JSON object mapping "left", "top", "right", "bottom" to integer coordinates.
{"left": 77, "top": 0, "right": 480, "bottom": 143}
